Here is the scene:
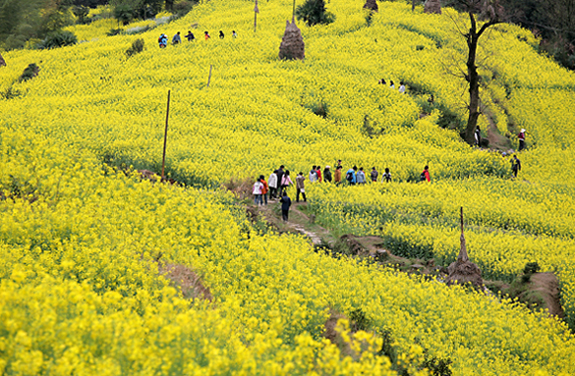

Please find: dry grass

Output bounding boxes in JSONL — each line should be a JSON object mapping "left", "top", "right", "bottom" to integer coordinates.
{"left": 159, "top": 262, "right": 213, "bottom": 301}
{"left": 221, "top": 176, "right": 254, "bottom": 200}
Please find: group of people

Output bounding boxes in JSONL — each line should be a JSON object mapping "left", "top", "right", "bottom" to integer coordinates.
{"left": 158, "top": 30, "right": 237, "bottom": 47}
{"left": 252, "top": 162, "right": 432, "bottom": 221}
{"left": 378, "top": 79, "right": 406, "bottom": 94}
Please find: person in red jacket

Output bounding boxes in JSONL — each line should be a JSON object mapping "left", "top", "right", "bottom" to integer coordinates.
{"left": 518, "top": 129, "right": 526, "bottom": 151}
{"left": 420, "top": 165, "right": 431, "bottom": 182}
{"left": 259, "top": 175, "right": 269, "bottom": 205}
{"left": 315, "top": 165, "right": 322, "bottom": 182}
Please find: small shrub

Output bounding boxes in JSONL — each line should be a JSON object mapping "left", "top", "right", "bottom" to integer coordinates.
{"left": 36, "top": 31, "right": 77, "bottom": 49}
{"left": 349, "top": 308, "right": 370, "bottom": 332}
{"left": 306, "top": 101, "right": 328, "bottom": 118}
{"left": 296, "top": 0, "right": 335, "bottom": 27}
{"left": 126, "top": 38, "right": 145, "bottom": 58}
{"left": 0, "top": 87, "right": 21, "bottom": 100}
{"left": 173, "top": 0, "right": 197, "bottom": 16}
{"left": 422, "top": 356, "right": 453, "bottom": 376}
{"left": 521, "top": 261, "right": 541, "bottom": 283}
{"left": 73, "top": 5, "right": 90, "bottom": 24}
{"left": 107, "top": 28, "right": 123, "bottom": 36}
{"left": 19, "top": 63, "right": 40, "bottom": 82}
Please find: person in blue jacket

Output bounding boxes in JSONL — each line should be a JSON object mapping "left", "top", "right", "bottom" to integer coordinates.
{"left": 345, "top": 166, "right": 357, "bottom": 185}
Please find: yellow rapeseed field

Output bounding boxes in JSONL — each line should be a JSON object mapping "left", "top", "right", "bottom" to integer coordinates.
{"left": 2, "top": 0, "right": 575, "bottom": 374}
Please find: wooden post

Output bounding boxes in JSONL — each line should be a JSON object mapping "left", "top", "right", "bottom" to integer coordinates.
{"left": 207, "top": 65, "right": 213, "bottom": 87}
{"left": 161, "top": 90, "right": 171, "bottom": 181}
{"left": 254, "top": 0, "right": 259, "bottom": 32}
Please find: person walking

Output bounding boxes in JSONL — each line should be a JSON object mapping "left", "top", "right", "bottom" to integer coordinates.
{"left": 398, "top": 81, "right": 406, "bottom": 94}
{"left": 382, "top": 167, "right": 392, "bottom": 182}
{"left": 315, "top": 165, "right": 322, "bottom": 182}
{"left": 281, "top": 170, "right": 293, "bottom": 191}
{"left": 475, "top": 126, "right": 481, "bottom": 147}
{"left": 268, "top": 170, "right": 278, "bottom": 199}
{"left": 389, "top": 80, "right": 395, "bottom": 89}
{"left": 276, "top": 165, "right": 285, "bottom": 190}
{"left": 370, "top": 167, "right": 378, "bottom": 183}
{"left": 158, "top": 33, "right": 168, "bottom": 48}
{"left": 204, "top": 31, "right": 211, "bottom": 40}
{"left": 252, "top": 178, "right": 263, "bottom": 205}
{"left": 184, "top": 31, "right": 195, "bottom": 42}
{"left": 296, "top": 172, "right": 307, "bottom": 202}
{"left": 280, "top": 191, "right": 292, "bottom": 221}
{"left": 357, "top": 167, "right": 367, "bottom": 184}
{"left": 324, "top": 166, "right": 332, "bottom": 183}
{"left": 232, "top": 30, "right": 237, "bottom": 38}
{"left": 420, "top": 165, "right": 431, "bottom": 182}
{"left": 334, "top": 166, "right": 342, "bottom": 185}
{"left": 219, "top": 30, "right": 225, "bottom": 39}
{"left": 511, "top": 155, "right": 521, "bottom": 178}
{"left": 259, "top": 175, "right": 268, "bottom": 205}
{"left": 346, "top": 166, "right": 357, "bottom": 185}
{"left": 518, "top": 129, "right": 526, "bottom": 151}
{"left": 172, "top": 31, "right": 181, "bottom": 44}
{"left": 309, "top": 166, "right": 317, "bottom": 183}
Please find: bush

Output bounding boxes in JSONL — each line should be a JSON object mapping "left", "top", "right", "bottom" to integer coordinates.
{"left": 73, "top": 5, "right": 90, "bottom": 24}
{"left": 295, "top": 0, "right": 335, "bottom": 27}
{"left": 107, "top": 28, "right": 123, "bottom": 36}
{"left": 126, "top": 38, "right": 145, "bottom": 58}
{"left": 19, "top": 63, "right": 39, "bottom": 82}
{"left": 36, "top": 31, "right": 77, "bottom": 50}
{"left": 173, "top": 0, "right": 197, "bottom": 16}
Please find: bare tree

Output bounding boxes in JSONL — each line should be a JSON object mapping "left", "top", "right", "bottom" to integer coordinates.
{"left": 448, "top": 0, "right": 505, "bottom": 145}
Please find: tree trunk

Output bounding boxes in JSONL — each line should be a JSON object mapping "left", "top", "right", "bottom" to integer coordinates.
{"left": 465, "top": 13, "right": 481, "bottom": 145}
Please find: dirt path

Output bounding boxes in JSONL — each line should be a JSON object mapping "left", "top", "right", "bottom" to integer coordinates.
{"left": 255, "top": 199, "right": 334, "bottom": 246}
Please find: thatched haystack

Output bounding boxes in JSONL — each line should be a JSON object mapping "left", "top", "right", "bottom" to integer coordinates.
{"left": 279, "top": 18, "right": 305, "bottom": 60}
{"left": 363, "top": 0, "right": 378, "bottom": 12}
{"left": 447, "top": 208, "right": 483, "bottom": 289}
{"left": 0, "top": 53, "right": 6, "bottom": 67}
{"left": 424, "top": 0, "right": 442, "bottom": 14}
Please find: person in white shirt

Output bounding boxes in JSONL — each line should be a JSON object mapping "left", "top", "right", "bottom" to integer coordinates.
{"left": 268, "top": 170, "right": 278, "bottom": 199}
{"left": 253, "top": 179, "right": 263, "bottom": 205}
{"left": 398, "top": 81, "right": 406, "bottom": 94}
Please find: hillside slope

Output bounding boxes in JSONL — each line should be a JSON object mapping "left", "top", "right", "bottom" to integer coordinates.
{"left": 2, "top": 0, "right": 575, "bottom": 374}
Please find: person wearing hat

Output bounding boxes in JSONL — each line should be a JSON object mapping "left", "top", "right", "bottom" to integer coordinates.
{"left": 323, "top": 166, "right": 332, "bottom": 183}
{"left": 518, "top": 129, "right": 526, "bottom": 151}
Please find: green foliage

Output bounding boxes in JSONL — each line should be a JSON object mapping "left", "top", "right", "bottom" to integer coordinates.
{"left": 72, "top": 5, "right": 90, "bottom": 24}
{"left": 521, "top": 261, "right": 541, "bottom": 283}
{"left": 306, "top": 100, "right": 329, "bottom": 118}
{"left": 18, "top": 63, "right": 39, "bottom": 82}
{"left": 110, "top": 0, "right": 163, "bottom": 25}
{"left": 38, "top": 0, "right": 75, "bottom": 35}
{"left": 349, "top": 308, "right": 370, "bottom": 332}
{"left": 125, "top": 38, "right": 144, "bottom": 57}
{"left": 172, "top": 0, "right": 197, "bottom": 17}
{"left": 523, "top": 262, "right": 541, "bottom": 275}
{"left": 0, "top": 0, "right": 44, "bottom": 50}
{"left": 36, "top": 30, "right": 77, "bottom": 49}
{"left": 422, "top": 356, "right": 453, "bottom": 376}
{"left": 0, "top": 87, "right": 22, "bottom": 100}
{"left": 295, "top": 0, "right": 335, "bottom": 27}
